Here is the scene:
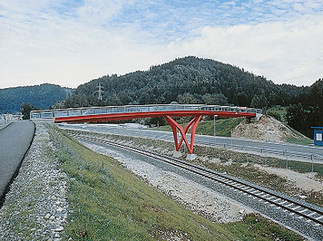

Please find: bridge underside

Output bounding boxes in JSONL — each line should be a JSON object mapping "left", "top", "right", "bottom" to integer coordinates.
{"left": 55, "top": 110, "right": 256, "bottom": 154}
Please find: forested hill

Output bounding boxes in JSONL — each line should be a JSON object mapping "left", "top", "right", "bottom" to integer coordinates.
{"left": 64, "top": 56, "right": 322, "bottom": 138}
{"left": 0, "top": 83, "right": 72, "bottom": 114}
{"left": 65, "top": 56, "right": 305, "bottom": 108}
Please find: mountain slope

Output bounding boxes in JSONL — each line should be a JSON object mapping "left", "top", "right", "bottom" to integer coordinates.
{"left": 0, "top": 83, "right": 72, "bottom": 113}
{"left": 65, "top": 56, "right": 305, "bottom": 108}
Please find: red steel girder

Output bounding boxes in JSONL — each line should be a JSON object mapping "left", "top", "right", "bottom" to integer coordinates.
{"left": 164, "top": 115, "right": 202, "bottom": 154}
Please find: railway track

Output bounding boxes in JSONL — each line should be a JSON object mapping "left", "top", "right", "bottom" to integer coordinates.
{"left": 69, "top": 131, "right": 323, "bottom": 236}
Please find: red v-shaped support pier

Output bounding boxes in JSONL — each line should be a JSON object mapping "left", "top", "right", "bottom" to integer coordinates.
{"left": 164, "top": 115, "right": 202, "bottom": 154}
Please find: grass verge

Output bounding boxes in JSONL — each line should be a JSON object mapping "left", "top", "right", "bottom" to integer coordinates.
{"left": 286, "top": 126, "right": 314, "bottom": 145}
{"left": 50, "top": 127, "right": 303, "bottom": 240}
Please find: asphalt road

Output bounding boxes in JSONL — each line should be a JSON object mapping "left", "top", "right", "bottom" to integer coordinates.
{"left": 0, "top": 121, "right": 35, "bottom": 204}
{"left": 58, "top": 123, "right": 323, "bottom": 162}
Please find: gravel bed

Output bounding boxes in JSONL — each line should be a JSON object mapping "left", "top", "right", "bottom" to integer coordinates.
{"left": 80, "top": 138, "right": 323, "bottom": 241}
{"left": 0, "top": 122, "right": 69, "bottom": 241}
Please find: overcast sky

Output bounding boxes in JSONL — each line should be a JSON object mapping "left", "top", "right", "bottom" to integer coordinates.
{"left": 1, "top": 0, "right": 322, "bottom": 89}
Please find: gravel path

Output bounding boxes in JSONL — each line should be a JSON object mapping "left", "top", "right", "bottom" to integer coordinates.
{"left": 0, "top": 122, "right": 69, "bottom": 241}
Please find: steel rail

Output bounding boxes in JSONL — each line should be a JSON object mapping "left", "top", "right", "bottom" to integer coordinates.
{"left": 69, "top": 132, "right": 323, "bottom": 227}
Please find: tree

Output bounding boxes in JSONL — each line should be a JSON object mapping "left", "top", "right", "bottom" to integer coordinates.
{"left": 250, "top": 95, "right": 268, "bottom": 109}
{"left": 285, "top": 79, "right": 323, "bottom": 137}
{"left": 64, "top": 94, "right": 89, "bottom": 108}
{"left": 286, "top": 103, "right": 310, "bottom": 136}
{"left": 20, "top": 103, "right": 36, "bottom": 120}
{"left": 177, "top": 93, "right": 200, "bottom": 104}
{"left": 202, "top": 93, "right": 228, "bottom": 105}
{"left": 236, "top": 92, "right": 249, "bottom": 106}
{"left": 144, "top": 117, "right": 167, "bottom": 127}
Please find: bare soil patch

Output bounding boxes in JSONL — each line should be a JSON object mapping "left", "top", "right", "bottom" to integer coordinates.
{"left": 254, "top": 164, "right": 322, "bottom": 192}
{"left": 233, "top": 116, "right": 307, "bottom": 142}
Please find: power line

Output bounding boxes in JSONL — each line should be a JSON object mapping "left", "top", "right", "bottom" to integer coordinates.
{"left": 95, "top": 83, "right": 104, "bottom": 101}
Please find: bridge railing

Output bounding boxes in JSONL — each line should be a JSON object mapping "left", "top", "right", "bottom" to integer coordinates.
{"left": 30, "top": 104, "right": 262, "bottom": 120}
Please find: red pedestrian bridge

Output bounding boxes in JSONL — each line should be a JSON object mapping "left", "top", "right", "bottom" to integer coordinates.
{"left": 31, "top": 104, "right": 262, "bottom": 154}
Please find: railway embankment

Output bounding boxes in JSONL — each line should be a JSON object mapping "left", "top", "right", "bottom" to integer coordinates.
{"left": 0, "top": 122, "right": 306, "bottom": 240}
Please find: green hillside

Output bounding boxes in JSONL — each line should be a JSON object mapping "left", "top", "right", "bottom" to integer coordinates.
{"left": 65, "top": 56, "right": 305, "bottom": 108}
{"left": 0, "top": 83, "right": 73, "bottom": 114}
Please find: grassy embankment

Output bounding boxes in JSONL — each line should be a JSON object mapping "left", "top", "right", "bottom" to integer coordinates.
{"left": 286, "top": 127, "right": 314, "bottom": 145}
{"left": 266, "top": 106, "right": 313, "bottom": 145}
{"left": 49, "top": 126, "right": 302, "bottom": 240}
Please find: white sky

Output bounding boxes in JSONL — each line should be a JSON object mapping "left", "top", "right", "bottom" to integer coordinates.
{"left": 0, "top": 0, "right": 322, "bottom": 89}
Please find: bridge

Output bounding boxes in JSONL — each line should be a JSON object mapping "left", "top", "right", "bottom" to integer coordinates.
{"left": 31, "top": 104, "right": 262, "bottom": 155}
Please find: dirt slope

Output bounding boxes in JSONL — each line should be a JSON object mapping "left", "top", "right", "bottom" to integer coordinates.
{"left": 232, "top": 115, "right": 309, "bottom": 143}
